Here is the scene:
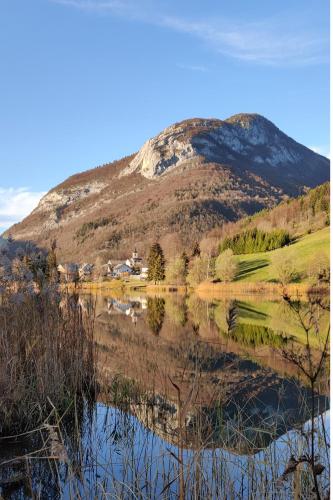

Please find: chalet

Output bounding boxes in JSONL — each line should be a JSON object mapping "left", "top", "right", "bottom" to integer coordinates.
{"left": 112, "top": 263, "right": 133, "bottom": 278}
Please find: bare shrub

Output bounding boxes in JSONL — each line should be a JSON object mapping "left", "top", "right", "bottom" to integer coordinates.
{"left": 271, "top": 252, "right": 297, "bottom": 285}
{"left": 165, "top": 256, "right": 187, "bottom": 285}
{"left": 215, "top": 249, "right": 238, "bottom": 282}
{"left": 93, "top": 256, "right": 107, "bottom": 281}
{"left": 280, "top": 295, "right": 330, "bottom": 499}
{"left": 307, "top": 252, "right": 330, "bottom": 284}
{"left": 200, "top": 236, "right": 219, "bottom": 257}
{"left": 187, "top": 256, "right": 212, "bottom": 286}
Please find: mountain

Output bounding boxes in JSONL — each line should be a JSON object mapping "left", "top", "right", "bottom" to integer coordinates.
{"left": 6, "top": 113, "right": 329, "bottom": 262}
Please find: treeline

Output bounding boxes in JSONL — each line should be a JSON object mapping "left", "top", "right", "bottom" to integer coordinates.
{"left": 202, "top": 182, "right": 330, "bottom": 254}
{"left": 147, "top": 241, "right": 238, "bottom": 286}
{"left": 307, "top": 182, "right": 330, "bottom": 219}
{"left": 220, "top": 228, "right": 291, "bottom": 255}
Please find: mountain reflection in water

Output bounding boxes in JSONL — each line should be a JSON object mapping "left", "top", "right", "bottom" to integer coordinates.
{"left": 88, "top": 292, "right": 329, "bottom": 452}
{"left": 0, "top": 291, "right": 329, "bottom": 499}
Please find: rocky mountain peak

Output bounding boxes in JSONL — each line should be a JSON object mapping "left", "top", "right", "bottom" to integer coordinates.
{"left": 119, "top": 113, "right": 316, "bottom": 179}
{"left": 6, "top": 112, "right": 329, "bottom": 263}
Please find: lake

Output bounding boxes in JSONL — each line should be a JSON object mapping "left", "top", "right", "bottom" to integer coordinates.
{"left": 0, "top": 291, "right": 330, "bottom": 499}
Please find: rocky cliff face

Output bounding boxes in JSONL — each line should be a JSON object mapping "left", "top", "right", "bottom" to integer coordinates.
{"left": 120, "top": 114, "right": 327, "bottom": 187}
{"left": 6, "top": 114, "right": 329, "bottom": 262}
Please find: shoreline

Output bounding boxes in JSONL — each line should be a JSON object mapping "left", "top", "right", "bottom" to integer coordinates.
{"left": 63, "top": 279, "right": 329, "bottom": 299}
{"left": 195, "top": 281, "right": 329, "bottom": 299}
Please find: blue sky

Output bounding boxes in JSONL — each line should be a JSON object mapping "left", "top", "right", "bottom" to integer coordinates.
{"left": 0, "top": 0, "right": 330, "bottom": 231}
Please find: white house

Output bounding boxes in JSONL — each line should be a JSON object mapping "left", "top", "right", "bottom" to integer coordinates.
{"left": 126, "top": 248, "right": 143, "bottom": 268}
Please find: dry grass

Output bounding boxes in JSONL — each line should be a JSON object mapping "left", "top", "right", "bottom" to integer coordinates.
{"left": 146, "top": 284, "right": 188, "bottom": 295}
{"left": 195, "top": 280, "right": 329, "bottom": 300}
{"left": 0, "top": 287, "right": 96, "bottom": 435}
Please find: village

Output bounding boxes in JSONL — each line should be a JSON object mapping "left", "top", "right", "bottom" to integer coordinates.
{"left": 57, "top": 248, "right": 149, "bottom": 282}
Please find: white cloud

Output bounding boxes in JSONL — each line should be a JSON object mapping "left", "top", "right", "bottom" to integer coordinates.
{"left": 51, "top": 0, "right": 328, "bottom": 66}
{"left": 0, "top": 187, "right": 46, "bottom": 233}
{"left": 161, "top": 16, "right": 327, "bottom": 67}
{"left": 309, "top": 146, "right": 330, "bottom": 159}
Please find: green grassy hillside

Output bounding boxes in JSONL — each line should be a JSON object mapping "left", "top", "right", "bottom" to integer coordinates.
{"left": 213, "top": 298, "right": 329, "bottom": 346}
{"left": 235, "top": 227, "right": 329, "bottom": 283}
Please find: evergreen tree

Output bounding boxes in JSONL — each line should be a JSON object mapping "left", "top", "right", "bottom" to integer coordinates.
{"left": 220, "top": 228, "right": 291, "bottom": 255}
{"left": 147, "top": 243, "right": 165, "bottom": 284}
{"left": 192, "top": 242, "right": 201, "bottom": 257}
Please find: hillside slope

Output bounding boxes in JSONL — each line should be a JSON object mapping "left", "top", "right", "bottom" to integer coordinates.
{"left": 235, "top": 227, "right": 329, "bottom": 283}
{"left": 201, "top": 182, "right": 329, "bottom": 253}
{"left": 6, "top": 114, "right": 329, "bottom": 263}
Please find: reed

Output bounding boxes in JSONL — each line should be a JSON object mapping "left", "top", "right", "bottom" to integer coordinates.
{"left": 0, "top": 286, "right": 96, "bottom": 435}
{"left": 196, "top": 280, "right": 329, "bottom": 299}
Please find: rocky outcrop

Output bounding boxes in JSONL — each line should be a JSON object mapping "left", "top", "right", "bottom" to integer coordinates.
{"left": 120, "top": 114, "right": 328, "bottom": 186}
{"left": 30, "top": 181, "right": 107, "bottom": 232}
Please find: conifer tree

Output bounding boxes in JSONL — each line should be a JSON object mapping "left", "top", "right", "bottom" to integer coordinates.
{"left": 192, "top": 242, "right": 201, "bottom": 257}
{"left": 147, "top": 243, "right": 165, "bottom": 284}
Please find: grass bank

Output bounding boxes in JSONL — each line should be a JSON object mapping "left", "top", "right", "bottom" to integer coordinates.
{"left": 68, "top": 281, "right": 188, "bottom": 295}
{"left": 64, "top": 279, "right": 147, "bottom": 292}
{"left": 70, "top": 279, "right": 328, "bottom": 299}
{"left": 235, "top": 227, "right": 329, "bottom": 283}
{"left": 196, "top": 281, "right": 329, "bottom": 300}
{"left": 146, "top": 284, "right": 187, "bottom": 295}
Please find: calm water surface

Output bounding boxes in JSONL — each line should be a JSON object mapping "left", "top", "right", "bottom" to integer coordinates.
{"left": 0, "top": 292, "right": 329, "bottom": 499}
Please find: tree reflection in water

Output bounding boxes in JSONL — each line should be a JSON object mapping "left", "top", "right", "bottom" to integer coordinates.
{"left": 0, "top": 291, "right": 330, "bottom": 499}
